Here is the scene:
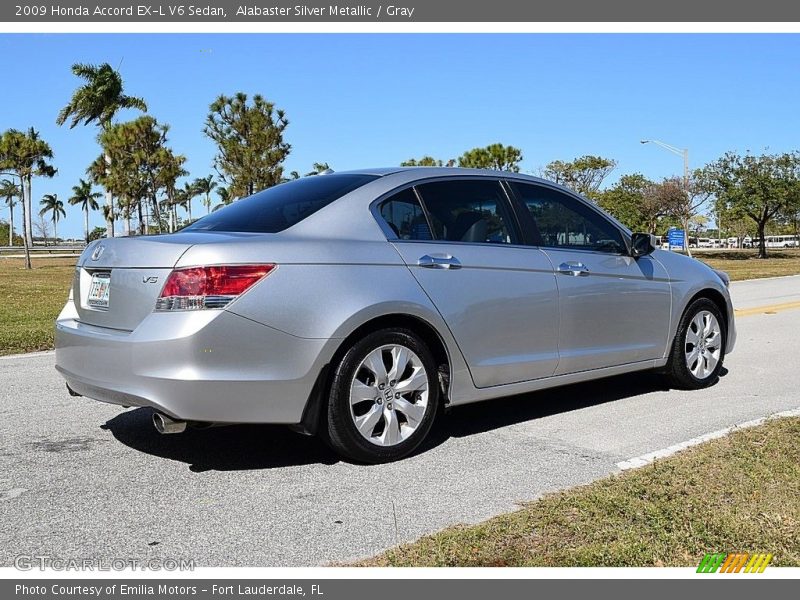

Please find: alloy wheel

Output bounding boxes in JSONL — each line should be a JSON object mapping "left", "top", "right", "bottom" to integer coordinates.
{"left": 684, "top": 310, "right": 722, "bottom": 379}
{"left": 348, "top": 344, "right": 430, "bottom": 446}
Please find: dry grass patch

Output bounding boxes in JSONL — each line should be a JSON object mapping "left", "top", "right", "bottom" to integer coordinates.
{"left": 0, "top": 257, "right": 76, "bottom": 355}
{"left": 361, "top": 417, "right": 800, "bottom": 567}
{"left": 694, "top": 249, "right": 800, "bottom": 281}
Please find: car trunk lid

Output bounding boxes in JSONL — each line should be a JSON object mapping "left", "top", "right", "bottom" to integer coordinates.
{"left": 73, "top": 233, "right": 242, "bottom": 331}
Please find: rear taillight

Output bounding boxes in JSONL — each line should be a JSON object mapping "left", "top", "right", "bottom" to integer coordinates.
{"left": 155, "top": 264, "right": 276, "bottom": 311}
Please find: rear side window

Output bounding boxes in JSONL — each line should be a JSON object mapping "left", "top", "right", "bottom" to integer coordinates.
{"left": 379, "top": 188, "right": 433, "bottom": 240}
{"left": 511, "top": 182, "right": 626, "bottom": 254}
{"left": 182, "top": 174, "right": 378, "bottom": 234}
{"left": 415, "top": 180, "right": 517, "bottom": 244}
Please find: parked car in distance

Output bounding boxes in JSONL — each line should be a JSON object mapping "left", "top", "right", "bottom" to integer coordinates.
{"left": 55, "top": 168, "right": 736, "bottom": 463}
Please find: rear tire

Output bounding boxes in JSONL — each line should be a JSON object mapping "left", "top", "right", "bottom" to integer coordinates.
{"left": 325, "top": 328, "right": 439, "bottom": 463}
{"left": 665, "top": 298, "right": 726, "bottom": 390}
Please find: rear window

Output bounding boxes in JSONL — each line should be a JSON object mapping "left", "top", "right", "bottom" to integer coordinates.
{"left": 182, "top": 174, "right": 378, "bottom": 233}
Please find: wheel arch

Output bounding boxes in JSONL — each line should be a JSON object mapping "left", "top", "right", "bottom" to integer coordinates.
{"left": 684, "top": 288, "right": 730, "bottom": 333}
{"left": 292, "top": 312, "right": 455, "bottom": 437}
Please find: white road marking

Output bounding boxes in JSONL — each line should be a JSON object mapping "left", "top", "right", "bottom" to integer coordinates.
{"left": 0, "top": 488, "right": 28, "bottom": 500}
{"left": 616, "top": 406, "right": 800, "bottom": 471}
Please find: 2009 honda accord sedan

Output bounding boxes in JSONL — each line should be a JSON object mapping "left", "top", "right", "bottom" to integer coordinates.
{"left": 56, "top": 167, "right": 736, "bottom": 463}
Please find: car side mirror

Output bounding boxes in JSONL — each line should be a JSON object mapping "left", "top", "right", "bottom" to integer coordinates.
{"left": 630, "top": 233, "right": 656, "bottom": 258}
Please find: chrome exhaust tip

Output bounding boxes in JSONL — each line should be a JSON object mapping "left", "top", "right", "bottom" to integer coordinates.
{"left": 152, "top": 412, "right": 187, "bottom": 434}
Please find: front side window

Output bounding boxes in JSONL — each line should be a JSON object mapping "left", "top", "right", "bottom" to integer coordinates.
{"left": 182, "top": 174, "right": 378, "bottom": 234}
{"left": 511, "top": 183, "right": 626, "bottom": 254}
{"left": 415, "top": 180, "right": 517, "bottom": 244}
{"left": 379, "top": 188, "right": 433, "bottom": 240}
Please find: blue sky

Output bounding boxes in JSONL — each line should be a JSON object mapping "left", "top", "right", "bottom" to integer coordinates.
{"left": 2, "top": 33, "right": 799, "bottom": 238}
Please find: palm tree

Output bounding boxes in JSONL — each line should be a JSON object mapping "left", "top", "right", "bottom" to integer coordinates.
{"left": 0, "top": 128, "right": 57, "bottom": 268}
{"left": 306, "top": 162, "right": 331, "bottom": 176}
{"left": 193, "top": 175, "right": 217, "bottom": 215}
{"left": 180, "top": 181, "right": 197, "bottom": 222}
{"left": 57, "top": 62, "right": 147, "bottom": 238}
{"left": 1, "top": 178, "right": 20, "bottom": 246}
{"left": 212, "top": 185, "right": 232, "bottom": 211}
{"left": 39, "top": 193, "right": 65, "bottom": 245}
{"left": 101, "top": 203, "right": 116, "bottom": 228}
{"left": 173, "top": 188, "right": 189, "bottom": 223}
{"left": 68, "top": 178, "right": 101, "bottom": 244}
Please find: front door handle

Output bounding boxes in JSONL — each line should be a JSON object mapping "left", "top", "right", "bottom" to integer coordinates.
{"left": 557, "top": 262, "right": 590, "bottom": 276}
{"left": 418, "top": 254, "right": 462, "bottom": 270}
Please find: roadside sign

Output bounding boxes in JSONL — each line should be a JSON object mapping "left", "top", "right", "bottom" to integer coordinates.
{"left": 667, "top": 228, "right": 685, "bottom": 250}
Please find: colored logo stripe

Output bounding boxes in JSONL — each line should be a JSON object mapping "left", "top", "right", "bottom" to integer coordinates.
{"left": 697, "top": 553, "right": 772, "bottom": 573}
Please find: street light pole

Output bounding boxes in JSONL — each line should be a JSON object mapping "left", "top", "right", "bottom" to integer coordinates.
{"left": 641, "top": 139, "right": 691, "bottom": 254}
{"left": 641, "top": 139, "right": 689, "bottom": 186}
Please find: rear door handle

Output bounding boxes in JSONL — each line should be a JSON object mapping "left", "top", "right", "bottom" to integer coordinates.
{"left": 557, "top": 262, "right": 589, "bottom": 276}
{"left": 418, "top": 254, "right": 462, "bottom": 270}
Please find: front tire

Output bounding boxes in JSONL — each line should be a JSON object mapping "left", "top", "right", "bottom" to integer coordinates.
{"left": 665, "top": 298, "right": 726, "bottom": 389}
{"left": 325, "top": 328, "right": 439, "bottom": 463}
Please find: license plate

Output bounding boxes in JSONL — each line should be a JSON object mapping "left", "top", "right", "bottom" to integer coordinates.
{"left": 87, "top": 272, "right": 111, "bottom": 308}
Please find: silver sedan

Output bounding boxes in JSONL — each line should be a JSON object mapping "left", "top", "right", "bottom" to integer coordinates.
{"left": 55, "top": 168, "right": 736, "bottom": 463}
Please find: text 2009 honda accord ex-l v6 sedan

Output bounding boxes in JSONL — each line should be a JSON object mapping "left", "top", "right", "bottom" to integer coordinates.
{"left": 55, "top": 168, "right": 736, "bottom": 463}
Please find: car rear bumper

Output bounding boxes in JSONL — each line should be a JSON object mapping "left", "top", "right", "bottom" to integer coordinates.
{"left": 55, "top": 302, "right": 331, "bottom": 424}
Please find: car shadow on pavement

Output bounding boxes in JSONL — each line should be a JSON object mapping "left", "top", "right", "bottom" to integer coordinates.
{"left": 427, "top": 371, "right": 671, "bottom": 447}
{"left": 102, "top": 369, "right": 725, "bottom": 471}
{"left": 102, "top": 408, "right": 340, "bottom": 472}
{"left": 423, "top": 367, "right": 725, "bottom": 451}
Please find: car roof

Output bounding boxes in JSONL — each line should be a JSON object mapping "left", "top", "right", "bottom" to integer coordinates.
{"left": 333, "top": 166, "right": 555, "bottom": 186}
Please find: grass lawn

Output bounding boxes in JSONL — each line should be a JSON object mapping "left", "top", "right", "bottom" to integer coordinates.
{"left": 0, "top": 257, "right": 76, "bottom": 356}
{"left": 361, "top": 417, "right": 800, "bottom": 567}
{"left": 695, "top": 248, "right": 800, "bottom": 281}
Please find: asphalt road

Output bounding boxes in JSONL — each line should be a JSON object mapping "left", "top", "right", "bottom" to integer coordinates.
{"left": 2, "top": 275, "right": 800, "bottom": 567}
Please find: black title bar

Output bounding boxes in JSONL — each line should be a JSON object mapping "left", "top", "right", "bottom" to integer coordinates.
{"left": 4, "top": 1, "right": 800, "bottom": 22}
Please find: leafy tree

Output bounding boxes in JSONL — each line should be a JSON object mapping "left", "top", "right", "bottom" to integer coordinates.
{"left": 33, "top": 214, "right": 51, "bottom": 245}
{"left": 204, "top": 92, "right": 290, "bottom": 197}
{"left": 1, "top": 178, "right": 20, "bottom": 246}
{"left": 689, "top": 214, "right": 710, "bottom": 234}
{"left": 542, "top": 155, "right": 617, "bottom": 199}
{"left": 458, "top": 143, "right": 522, "bottom": 172}
{"left": 101, "top": 203, "right": 116, "bottom": 226}
{"left": 646, "top": 175, "right": 710, "bottom": 257}
{"left": 0, "top": 128, "right": 57, "bottom": 268}
{"left": 597, "top": 173, "right": 666, "bottom": 234}
{"left": 193, "top": 175, "right": 217, "bottom": 214}
{"left": 88, "top": 149, "right": 140, "bottom": 235}
{"left": 39, "top": 193, "right": 65, "bottom": 244}
{"left": 149, "top": 146, "right": 186, "bottom": 234}
{"left": 57, "top": 62, "right": 147, "bottom": 238}
{"left": 718, "top": 210, "right": 752, "bottom": 246}
{"left": 401, "top": 156, "right": 449, "bottom": 167}
{"left": 701, "top": 151, "right": 800, "bottom": 258}
{"left": 157, "top": 152, "right": 188, "bottom": 232}
{"left": 91, "top": 116, "right": 183, "bottom": 235}
{"left": 0, "top": 221, "right": 22, "bottom": 246}
{"left": 87, "top": 226, "right": 106, "bottom": 242}
{"left": 68, "top": 178, "right": 101, "bottom": 243}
